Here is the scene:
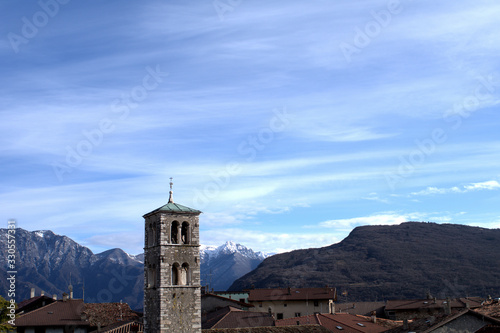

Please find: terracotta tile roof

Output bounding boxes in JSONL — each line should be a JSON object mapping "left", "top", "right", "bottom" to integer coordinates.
{"left": 248, "top": 288, "right": 336, "bottom": 302}
{"left": 474, "top": 301, "right": 500, "bottom": 319}
{"left": 385, "top": 297, "right": 483, "bottom": 311}
{"left": 202, "top": 293, "right": 254, "bottom": 308}
{"left": 203, "top": 306, "right": 274, "bottom": 329}
{"left": 277, "top": 313, "right": 386, "bottom": 333}
{"left": 335, "top": 302, "right": 386, "bottom": 316}
{"left": 83, "top": 302, "right": 140, "bottom": 327}
{"left": 202, "top": 325, "right": 332, "bottom": 332}
{"left": 14, "top": 299, "right": 88, "bottom": 327}
{"left": 384, "top": 309, "right": 500, "bottom": 333}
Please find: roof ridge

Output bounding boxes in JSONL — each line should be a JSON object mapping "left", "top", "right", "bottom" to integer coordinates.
{"left": 212, "top": 309, "right": 234, "bottom": 329}
{"left": 15, "top": 299, "right": 84, "bottom": 320}
{"left": 15, "top": 299, "right": 60, "bottom": 319}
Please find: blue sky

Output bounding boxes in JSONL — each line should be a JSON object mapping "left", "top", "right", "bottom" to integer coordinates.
{"left": 1, "top": 0, "right": 500, "bottom": 255}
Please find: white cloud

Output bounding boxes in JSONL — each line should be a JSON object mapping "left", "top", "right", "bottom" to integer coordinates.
{"left": 464, "top": 180, "right": 500, "bottom": 191}
{"left": 319, "top": 212, "right": 452, "bottom": 229}
{"left": 411, "top": 180, "right": 500, "bottom": 196}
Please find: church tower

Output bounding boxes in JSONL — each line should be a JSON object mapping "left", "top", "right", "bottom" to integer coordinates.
{"left": 143, "top": 179, "right": 202, "bottom": 333}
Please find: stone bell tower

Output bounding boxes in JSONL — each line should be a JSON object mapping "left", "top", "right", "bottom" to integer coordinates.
{"left": 143, "top": 179, "right": 202, "bottom": 333}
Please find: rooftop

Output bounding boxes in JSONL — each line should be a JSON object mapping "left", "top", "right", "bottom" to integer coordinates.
{"left": 277, "top": 313, "right": 387, "bottom": 333}
{"left": 202, "top": 325, "right": 331, "bottom": 333}
{"left": 14, "top": 299, "right": 88, "bottom": 328}
{"left": 203, "top": 306, "right": 274, "bottom": 329}
{"left": 385, "top": 297, "right": 484, "bottom": 311}
{"left": 248, "top": 287, "right": 336, "bottom": 302}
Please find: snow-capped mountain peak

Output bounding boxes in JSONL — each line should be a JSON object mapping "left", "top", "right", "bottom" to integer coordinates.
{"left": 199, "top": 241, "right": 273, "bottom": 291}
{"left": 200, "top": 241, "right": 271, "bottom": 262}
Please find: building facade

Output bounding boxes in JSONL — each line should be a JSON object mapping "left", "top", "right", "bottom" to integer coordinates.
{"left": 247, "top": 287, "right": 336, "bottom": 320}
{"left": 143, "top": 184, "right": 202, "bottom": 333}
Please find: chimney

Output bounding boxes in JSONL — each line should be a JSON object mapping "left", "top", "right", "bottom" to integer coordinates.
{"left": 444, "top": 297, "right": 451, "bottom": 315}
{"left": 329, "top": 300, "right": 335, "bottom": 314}
{"left": 62, "top": 293, "right": 69, "bottom": 302}
{"left": 288, "top": 287, "right": 291, "bottom": 295}
{"left": 53, "top": 294, "right": 57, "bottom": 301}
{"left": 69, "top": 284, "right": 73, "bottom": 299}
{"left": 31, "top": 288, "right": 35, "bottom": 298}
{"left": 41, "top": 290, "right": 45, "bottom": 296}
{"left": 371, "top": 311, "right": 377, "bottom": 324}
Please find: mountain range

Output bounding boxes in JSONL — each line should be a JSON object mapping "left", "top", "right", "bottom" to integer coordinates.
{"left": 0, "top": 228, "right": 268, "bottom": 310}
{"left": 3, "top": 222, "right": 499, "bottom": 310}
{"left": 200, "top": 241, "right": 271, "bottom": 291}
{"left": 229, "top": 222, "right": 500, "bottom": 301}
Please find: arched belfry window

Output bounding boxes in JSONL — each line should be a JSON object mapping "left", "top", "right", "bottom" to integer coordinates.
{"left": 181, "top": 263, "right": 190, "bottom": 285}
{"left": 148, "top": 223, "right": 156, "bottom": 247}
{"left": 181, "top": 222, "right": 190, "bottom": 244}
{"left": 148, "top": 264, "right": 156, "bottom": 288}
{"left": 171, "top": 221, "right": 180, "bottom": 244}
{"left": 172, "top": 263, "right": 180, "bottom": 285}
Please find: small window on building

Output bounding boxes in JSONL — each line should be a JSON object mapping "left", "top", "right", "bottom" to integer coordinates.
{"left": 239, "top": 298, "right": 245, "bottom": 303}
{"left": 172, "top": 263, "right": 180, "bottom": 285}
{"left": 148, "top": 223, "right": 156, "bottom": 247}
{"left": 181, "top": 221, "right": 190, "bottom": 244}
{"left": 147, "top": 264, "right": 156, "bottom": 288}
{"left": 295, "top": 312, "right": 301, "bottom": 317}
{"left": 336, "top": 326, "right": 343, "bottom": 330}
{"left": 296, "top": 321, "right": 300, "bottom": 325}
{"left": 284, "top": 303, "right": 287, "bottom": 307}
{"left": 277, "top": 313, "right": 283, "bottom": 320}
{"left": 314, "top": 301, "right": 319, "bottom": 307}
{"left": 259, "top": 303, "right": 263, "bottom": 307}
{"left": 171, "top": 221, "right": 180, "bottom": 244}
{"left": 181, "top": 262, "right": 190, "bottom": 285}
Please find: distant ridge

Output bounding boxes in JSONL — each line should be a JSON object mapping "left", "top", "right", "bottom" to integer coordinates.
{"left": 229, "top": 222, "right": 500, "bottom": 301}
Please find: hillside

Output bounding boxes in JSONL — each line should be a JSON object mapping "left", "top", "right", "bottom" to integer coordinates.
{"left": 229, "top": 222, "right": 500, "bottom": 301}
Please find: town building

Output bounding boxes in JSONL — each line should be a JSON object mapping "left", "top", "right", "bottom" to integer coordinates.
{"left": 13, "top": 296, "right": 142, "bottom": 333}
{"left": 385, "top": 297, "right": 484, "bottom": 321}
{"left": 143, "top": 180, "right": 202, "bottom": 333}
{"left": 212, "top": 291, "right": 250, "bottom": 304}
{"left": 276, "top": 313, "right": 387, "bottom": 333}
{"left": 247, "top": 287, "right": 336, "bottom": 320}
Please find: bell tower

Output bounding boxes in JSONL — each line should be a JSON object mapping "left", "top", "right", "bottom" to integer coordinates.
{"left": 143, "top": 179, "right": 202, "bottom": 333}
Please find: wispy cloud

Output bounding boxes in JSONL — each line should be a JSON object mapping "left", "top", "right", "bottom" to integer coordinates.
{"left": 319, "top": 212, "right": 452, "bottom": 229}
{"left": 411, "top": 180, "right": 500, "bottom": 196}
